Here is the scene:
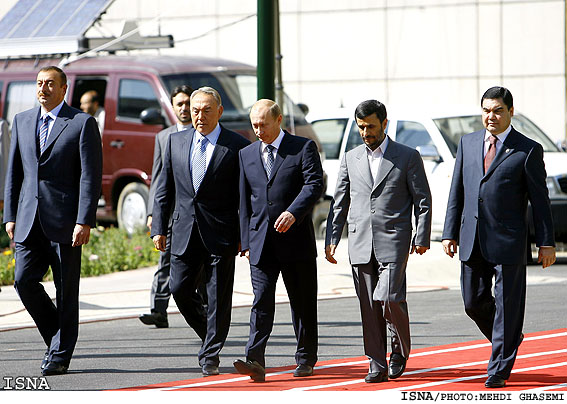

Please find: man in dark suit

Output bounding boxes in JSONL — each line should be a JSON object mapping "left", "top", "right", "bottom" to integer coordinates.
{"left": 234, "top": 99, "right": 324, "bottom": 382}
{"left": 442, "top": 86, "right": 556, "bottom": 388}
{"left": 140, "top": 85, "right": 207, "bottom": 329}
{"left": 151, "top": 86, "right": 250, "bottom": 376}
{"left": 3, "top": 66, "right": 102, "bottom": 376}
{"left": 325, "top": 100, "right": 432, "bottom": 383}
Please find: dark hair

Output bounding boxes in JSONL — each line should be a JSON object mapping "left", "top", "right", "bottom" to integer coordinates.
{"left": 481, "top": 86, "right": 513, "bottom": 110}
{"left": 38, "top": 66, "right": 67, "bottom": 85}
{"left": 170, "top": 85, "right": 194, "bottom": 103}
{"left": 354, "top": 99, "right": 387, "bottom": 123}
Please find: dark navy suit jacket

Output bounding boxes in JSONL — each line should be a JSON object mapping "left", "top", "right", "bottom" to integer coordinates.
{"left": 151, "top": 125, "right": 250, "bottom": 256}
{"left": 442, "top": 127, "right": 554, "bottom": 265}
{"left": 239, "top": 131, "right": 324, "bottom": 266}
{"left": 3, "top": 103, "right": 102, "bottom": 244}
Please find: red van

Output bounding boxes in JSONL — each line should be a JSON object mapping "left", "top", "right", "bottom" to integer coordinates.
{"left": 0, "top": 55, "right": 325, "bottom": 233}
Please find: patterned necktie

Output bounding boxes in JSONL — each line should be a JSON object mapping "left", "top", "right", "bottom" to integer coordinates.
{"left": 484, "top": 135, "right": 498, "bottom": 173}
{"left": 39, "top": 115, "right": 51, "bottom": 154}
{"left": 192, "top": 136, "right": 208, "bottom": 192}
{"left": 265, "top": 144, "right": 275, "bottom": 179}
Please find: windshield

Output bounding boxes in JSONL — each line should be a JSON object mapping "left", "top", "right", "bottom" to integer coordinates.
{"left": 161, "top": 71, "right": 307, "bottom": 124}
{"left": 434, "top": 114, "right": 559, "bottom": 157}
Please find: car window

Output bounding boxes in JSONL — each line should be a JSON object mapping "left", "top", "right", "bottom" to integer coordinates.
{"left": 118, "top": 79, "right": 161, "bottom": 120}
{"left": 395, "top": 120, "right": 434, "bottom": 150}
{"left": 311, "top": 118, "right": 348, "bottom": 159}
{"left": 3, "top": 81, "right": 37, "bottom": 124}
{"left": 346, "top": 120, "right": 362, "bottom": 152}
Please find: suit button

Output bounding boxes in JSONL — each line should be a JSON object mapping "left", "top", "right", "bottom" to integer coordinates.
{"left": 371, "top": 210, "right": 375, "bottom": 214}
{"left": 478, "top": 198, "right": 483, "bottom": 203}
{"left": 268, "top": 201, "right": 273, "bottom": 206}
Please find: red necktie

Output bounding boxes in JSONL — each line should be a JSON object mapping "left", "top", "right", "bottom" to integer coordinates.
{"left": 484, "top": 135, "right": 498, "bottom": 173}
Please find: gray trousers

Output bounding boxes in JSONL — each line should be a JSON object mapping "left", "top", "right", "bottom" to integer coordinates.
{"left": 352, "top": 254, "right": 410, "bottom": 373}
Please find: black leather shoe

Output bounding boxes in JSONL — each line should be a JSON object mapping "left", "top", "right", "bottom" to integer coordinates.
{"left": 202, "top": 364, "right": 219, "bottom": 376}
{"left": 388, "top": 353, "right": 407, "bottom": 379}
{"left": 485, "top": 375, "right": 506, "bottom": 388}
{"left": 139, "top": 312, "right": 168, "bottom": 328}
{"left": 42, "top": 361, "right": 68, "bottom": 376}
{"left": 233, "top": 359, "right": 266, "bottom": 382}
{"left": 365, "top": 372, "right": 388, "bottom": 383}
{"left": 293, "top": 364, "right": 313, "bottom": 377}
{"left": 40, "top": 351, "right": 49, "bottom": 370}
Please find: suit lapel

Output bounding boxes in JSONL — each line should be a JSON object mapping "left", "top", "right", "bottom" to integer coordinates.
{"left": 354, "top": 145, "right": 374, "bottom": 189}
{"left": 268, "top": 132, "right": 288, "bottom": 183}
{"left": 203, "top": 127, "right": 229, "bottom": 181}
{"left": 372, "top": 137, "right": 396, "bottom": 192}
{"left": 483, "top": 128, "right": 517, "bottom": 178}
{"left": 181, "top": 129, "right": 195, "bottom": 196}
{"left": 42, "top": 103, "right": 70, "bottom": 156}
{"left": 25, "top": 107, "right": 41, "bottom": 158}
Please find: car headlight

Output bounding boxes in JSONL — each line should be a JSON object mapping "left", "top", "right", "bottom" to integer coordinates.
{"left": 546, "top": 177, "right": 564, "bottom": 199}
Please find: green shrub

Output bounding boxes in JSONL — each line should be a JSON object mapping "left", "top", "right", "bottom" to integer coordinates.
{"left": 0, "top": 226, "right": 159, "bottom": 286}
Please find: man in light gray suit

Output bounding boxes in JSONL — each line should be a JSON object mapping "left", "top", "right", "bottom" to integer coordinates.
{"left": 325, "top": 100, "right": 432, "bottom": 383}
{"left": 140, "top": 85, "right": 207, "bottom": 329}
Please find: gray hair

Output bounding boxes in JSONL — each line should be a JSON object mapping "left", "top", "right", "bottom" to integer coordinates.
{"left": 191, "top": 86, "right": 222, "bottom": 106}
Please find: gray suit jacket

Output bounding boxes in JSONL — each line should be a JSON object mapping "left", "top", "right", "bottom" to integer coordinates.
{"left": 326, "top": 138, "right": 432, "bottom": 264}
{"left": 147, "top": 124, "right": 188, "bottom": 217}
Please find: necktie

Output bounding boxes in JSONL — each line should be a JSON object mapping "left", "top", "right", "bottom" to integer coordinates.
{"left": 265, "top": 144, "right": 275, "bottom": 179}
{"left": 192, "top": 136, "right": 208, "bottom": 192}
{"left": 39, "top": 115, "right": 51, "bottom": 154}
{"left": 484, "top": 135, "right": 498, "bottom": 173}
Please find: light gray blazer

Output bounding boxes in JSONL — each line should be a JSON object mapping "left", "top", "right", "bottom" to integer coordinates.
{"left": 326, "top": 138, "right": 432, "bottom": 264}
{"left": 147, "top": 124, "right": 187, "bottom": 217}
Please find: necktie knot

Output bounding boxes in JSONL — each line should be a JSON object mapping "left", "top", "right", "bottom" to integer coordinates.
{"left": 489, "top": 135, "right": 498, "bottom": 145}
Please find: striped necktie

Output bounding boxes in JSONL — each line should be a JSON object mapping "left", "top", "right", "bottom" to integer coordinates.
{"left": 39, "top": 115, "right": 51, "bottom": 154}
{"left": 192, "top": 136, "right": 208, "bottom": 192}
{"left": 484, "top": 135, "right": 498, "bottom": 173}
{"left": 265, "top": 144, "right": 275, "bottom": 179}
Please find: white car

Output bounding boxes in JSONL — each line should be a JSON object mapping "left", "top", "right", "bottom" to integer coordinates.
{"left": 309, "top": 107, "right": 567, "bottom": 244}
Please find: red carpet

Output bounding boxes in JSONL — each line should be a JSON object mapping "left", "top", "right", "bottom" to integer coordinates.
{"left": 115, "top": 329, "right": 567, "bottom": 391}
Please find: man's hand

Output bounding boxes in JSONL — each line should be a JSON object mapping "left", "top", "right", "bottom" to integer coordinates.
{"left": 274, "top": 211, "right": 296, "bottom": 233}
{"left": 72, "top": 224, "right": 91, "bottom": 247}
{"left": 153, "top": 235, "right": 166, "bottom": 252}
{"left": 411, "top": 245, "right": 429, "bottom": 255}
{"left": 325, "top": 244, "right": 337, "bottom": 264}
{"left": 146, "top": 215, "right": 152, "bottom": 230}
{"left": 240, "top": 249, "right": 250, "bottom": 260}
{"left": 442, "top": 239, "right": 458, "bottom": 258}
{"left": 5, "top": 221, "right": 15, "bottom": 240}
{"left": 538, "top": 246, "right": 556, "bottom": 269}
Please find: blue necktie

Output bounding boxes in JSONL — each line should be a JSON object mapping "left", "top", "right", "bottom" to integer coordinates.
{"left": 192, "top": 136, "right": 208, "bottom": 192}
{"left": 265, "top": 144, "right": 275, "bottom": 179}
{"left": 39, "top": 115, "right": 51, "bottom": 154}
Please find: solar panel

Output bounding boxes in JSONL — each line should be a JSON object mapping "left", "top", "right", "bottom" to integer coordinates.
{"left": 0, "top": 0, "right": 113, "bottom": 57}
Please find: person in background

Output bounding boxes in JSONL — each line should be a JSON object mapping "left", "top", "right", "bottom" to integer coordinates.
{"left": 80, "top": 90, "right": 105, "bottom": 136}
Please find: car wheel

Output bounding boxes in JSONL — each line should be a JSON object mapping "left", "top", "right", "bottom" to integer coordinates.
{"left": 117, "top": 182, "right": 149, "bottom": 235}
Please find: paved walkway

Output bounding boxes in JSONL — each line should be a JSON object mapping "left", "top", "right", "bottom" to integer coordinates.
{"left": 0, "top": 240, "right": 559, "bottom": 331}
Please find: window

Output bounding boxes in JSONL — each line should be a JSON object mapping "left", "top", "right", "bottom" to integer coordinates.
{"left": 3, "top": 81, "right": 37, "bottom": 124}
{"left": 395, "top": 121, "right": 434, "bottom": 150}
{"left": 311, "top": 118, "right": 348, "bottom": 159}
{"left": 118, "top": 79, "right": 161, "bottom": 120}
{"left": 345, "top": 121, "right": 363, "bottom": 152}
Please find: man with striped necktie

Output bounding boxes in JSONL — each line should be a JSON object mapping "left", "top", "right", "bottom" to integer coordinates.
{"left": 3, "top": 66, "right": 102, "bottom": 376}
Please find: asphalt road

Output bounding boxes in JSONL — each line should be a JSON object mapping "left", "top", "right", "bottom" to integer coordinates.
{"left": 1, "top": 262, "right": 566, "bottom": 391}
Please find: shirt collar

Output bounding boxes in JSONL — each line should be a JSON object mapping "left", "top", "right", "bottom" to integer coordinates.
{"left": 177, "top": 122, "right": 192, "bottom": 132}
{"left": 485, "top": 125, "right": 512, "bottom": 143}
{"left": 262, "top": 129, "right": 285, "bottom": 152}
{"left": 366, "top": 135, "right": 389, "bottom": 155}
{"left": 195, "top": 123, "right": 221, "bottom": 146}
{"left": 40, "top": 100, "right": 64, "bottom": 121}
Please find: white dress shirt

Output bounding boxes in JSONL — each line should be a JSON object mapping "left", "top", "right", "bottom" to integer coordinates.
{"left": 38, "top": 100, "right": 64, "bottom": 138}
{"left": 191, "top": 123, "right": 221, "bottom": 169}
{"left": 366, "top": 136, "right": 389, "bottom": 183}
{"left": 484, "top": 125, "right": 511, "bottom": 157}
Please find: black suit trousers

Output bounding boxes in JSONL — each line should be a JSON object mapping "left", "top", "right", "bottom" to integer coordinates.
{"left": 460, "top": 235, "right": 526, "bottom": 379}
{"left": 245, "top": 233, "right": 318, "bottom": 368}
{"left": 14, "top": 214, "right": 82, "bottom": 365}
{"left": 170, "top": 223, "right": 235, "bottom": 367}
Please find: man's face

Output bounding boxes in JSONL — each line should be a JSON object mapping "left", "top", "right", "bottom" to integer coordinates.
{"left": 190, "top": 92, "right": 223, "bottom": 135}
{"left": 172, "top": 92, "right": 191, "bottom": 125}
{"left": 80, "top": 93, "right": 98, "bottom": 116}
{"left": 482, "top": 97, "right": 514, "bottom": 135}
{"left": 36, "top": 70, "right": 67, "bottom": 112}
{"left": 250, "top": 106, "right": 282, "bottom": 144}
{"left": 356, "top": 113, "right": 388, "bottom": 151}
